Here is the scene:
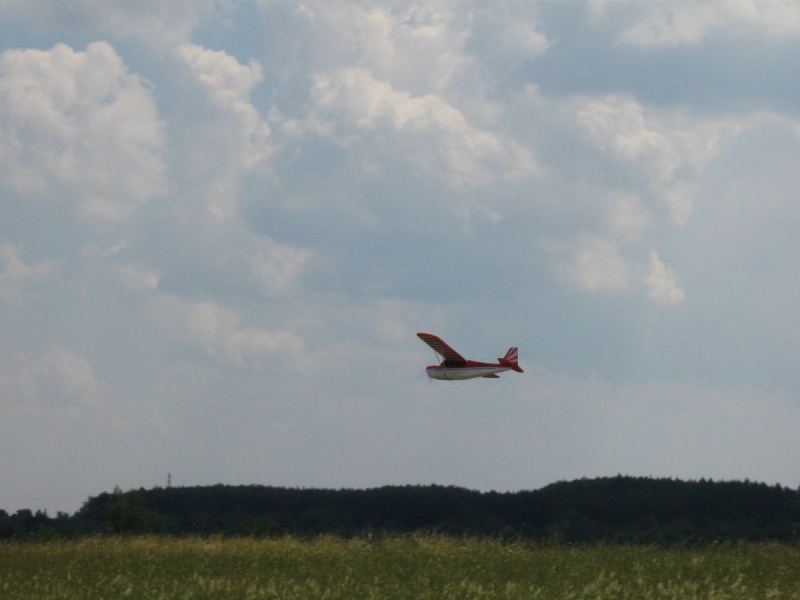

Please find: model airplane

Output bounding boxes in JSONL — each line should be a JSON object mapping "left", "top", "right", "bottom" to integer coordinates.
{"left": 417, "top": 332, "right": 524, "bottom": 381}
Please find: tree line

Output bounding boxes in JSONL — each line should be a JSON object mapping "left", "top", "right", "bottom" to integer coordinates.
{"left": 3, "top": 476, "right": 800, "bottom": 544}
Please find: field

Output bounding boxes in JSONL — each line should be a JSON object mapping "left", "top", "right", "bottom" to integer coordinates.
{"left": 2, "top": 536, "right": 799, "bottom": 599}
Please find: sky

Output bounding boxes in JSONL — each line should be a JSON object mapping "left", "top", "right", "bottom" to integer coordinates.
{"left": 2, "top": 0, "right": 800, "bottom": 515}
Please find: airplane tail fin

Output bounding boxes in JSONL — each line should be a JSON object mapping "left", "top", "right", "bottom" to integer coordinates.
{"left": 498, "top": 347, "right": 524, "bottom": 373}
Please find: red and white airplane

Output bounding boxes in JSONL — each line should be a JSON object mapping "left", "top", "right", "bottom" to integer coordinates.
{"left": 417, "top": 332, "right": 524, "bottom": 381}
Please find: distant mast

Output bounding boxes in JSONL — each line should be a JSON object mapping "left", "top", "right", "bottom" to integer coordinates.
{"left": 167, "top": 473, "right": 172, "bottom": 488}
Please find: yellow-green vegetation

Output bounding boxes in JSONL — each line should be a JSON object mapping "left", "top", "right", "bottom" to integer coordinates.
{"left": 1, "top": 536, "right": 799, "bottom": 599}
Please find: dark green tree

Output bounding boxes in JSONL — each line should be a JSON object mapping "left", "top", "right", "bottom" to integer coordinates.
{"left": 108, "top": 487, "right": 164, "bottom": 535}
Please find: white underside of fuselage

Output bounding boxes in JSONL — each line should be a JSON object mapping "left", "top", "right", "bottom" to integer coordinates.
{"left": 426, "top": 366, "right": 510, "bottom": 381}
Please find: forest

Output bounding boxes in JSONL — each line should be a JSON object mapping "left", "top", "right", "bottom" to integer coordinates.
{"left": 2, "top": 476, "right": 799, "bottom": 544}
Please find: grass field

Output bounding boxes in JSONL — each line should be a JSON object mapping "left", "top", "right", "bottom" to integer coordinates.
{"left": 1, "top": 535, "right": 799, "bottom": 599}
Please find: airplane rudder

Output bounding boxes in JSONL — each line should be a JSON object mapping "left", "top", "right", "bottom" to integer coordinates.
{"left": 502, "top": 347, "right": 523, "bottom": 373}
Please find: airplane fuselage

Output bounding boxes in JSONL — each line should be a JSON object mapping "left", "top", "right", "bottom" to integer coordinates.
{"left": 426, "top": 362, "right": 510, "bottom": 381}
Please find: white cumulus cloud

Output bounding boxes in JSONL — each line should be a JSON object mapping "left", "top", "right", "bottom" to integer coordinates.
{"left": 0, "top": 42, "right": 167, "bottom": 222}
{"left": 175, "top": 43, "right": 272, "bottom": 222}
{"left": 308, "top": 67, "right": 538, "bottom": 189}
{"left": 570, "top": 94, "right": 739, "bottom": 226}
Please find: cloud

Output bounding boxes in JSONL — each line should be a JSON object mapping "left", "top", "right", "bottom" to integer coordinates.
{"left": 258, "top": 0, "right": 550, "bottom": 95}
{"left": 559, "top": 237, "right": 630, "bottom": 294}
{"left": 251, "top": 0, "right": 546, "bottom": 239}
{"left": 523, "top": 370, "right": 800, "bottom": 486}
{"left": 114, "top": 264, "right": 160, "bottom": 295}
{"left": 0, "top": 0, "right": 227, "bottom": 47}
{"left": 4, "top": 0, "right": 800, "bottom": 513}
{"left": 81, "top": 240, "right": 160, "bottom": 294}
{"left": 554, "top": 238, "right": 685, "bottom": 306}
{"left": 644, "top": 250, "right": 685, "bottom": 306}
{"left": 618, "top": 1, "right": 800, "bottom": 47}
{"left": 0, "top": 345, "right": 171, "bottom": 511}
{"left": 157, "top": 297, "right": 306, "bottom": 371}
{"left": 81, "top": 238, "right": 309, "bottom": 371}
{"left": 306, "top": 67, "right": 538, "bottom": 189}
{"left": 0, "top": 42, "right": 167, "bottom": 222}
{"left": 1, "top": 346, "right": 113, "bottom": 416}
{"left": 188, "top": 301, "right": 305, "bottom": 370}
{"left": 42, "top": 347, "right": 112, "bottom": 409}
{"left": 251, "top": 240, "right": 314, "bottom": 299}
{"left": 569, "top": 94, "right": 739, "bottom": 225}
{"left": 0, "top": 244, "right": 55, "bottom": 306}
{"left": 606, "top": 192, "right": 652, "bottom": 241}
{"left": 256, "top": 0, "right": 474, "bottom": 95}
{"left": 175, "top": 44, "right": 267, "bottom": 153}
{"left": 175, "top": 43, "right": 272, "bottom": 222}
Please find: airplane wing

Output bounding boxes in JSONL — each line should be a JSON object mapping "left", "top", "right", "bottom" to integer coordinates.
{"left": 417, "top": 332, "right": 467, "bottom": 366}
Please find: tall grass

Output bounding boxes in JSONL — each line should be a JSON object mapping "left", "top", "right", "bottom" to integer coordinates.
{"left": 2, "top": 535, "right": 799, "bottom": 599}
